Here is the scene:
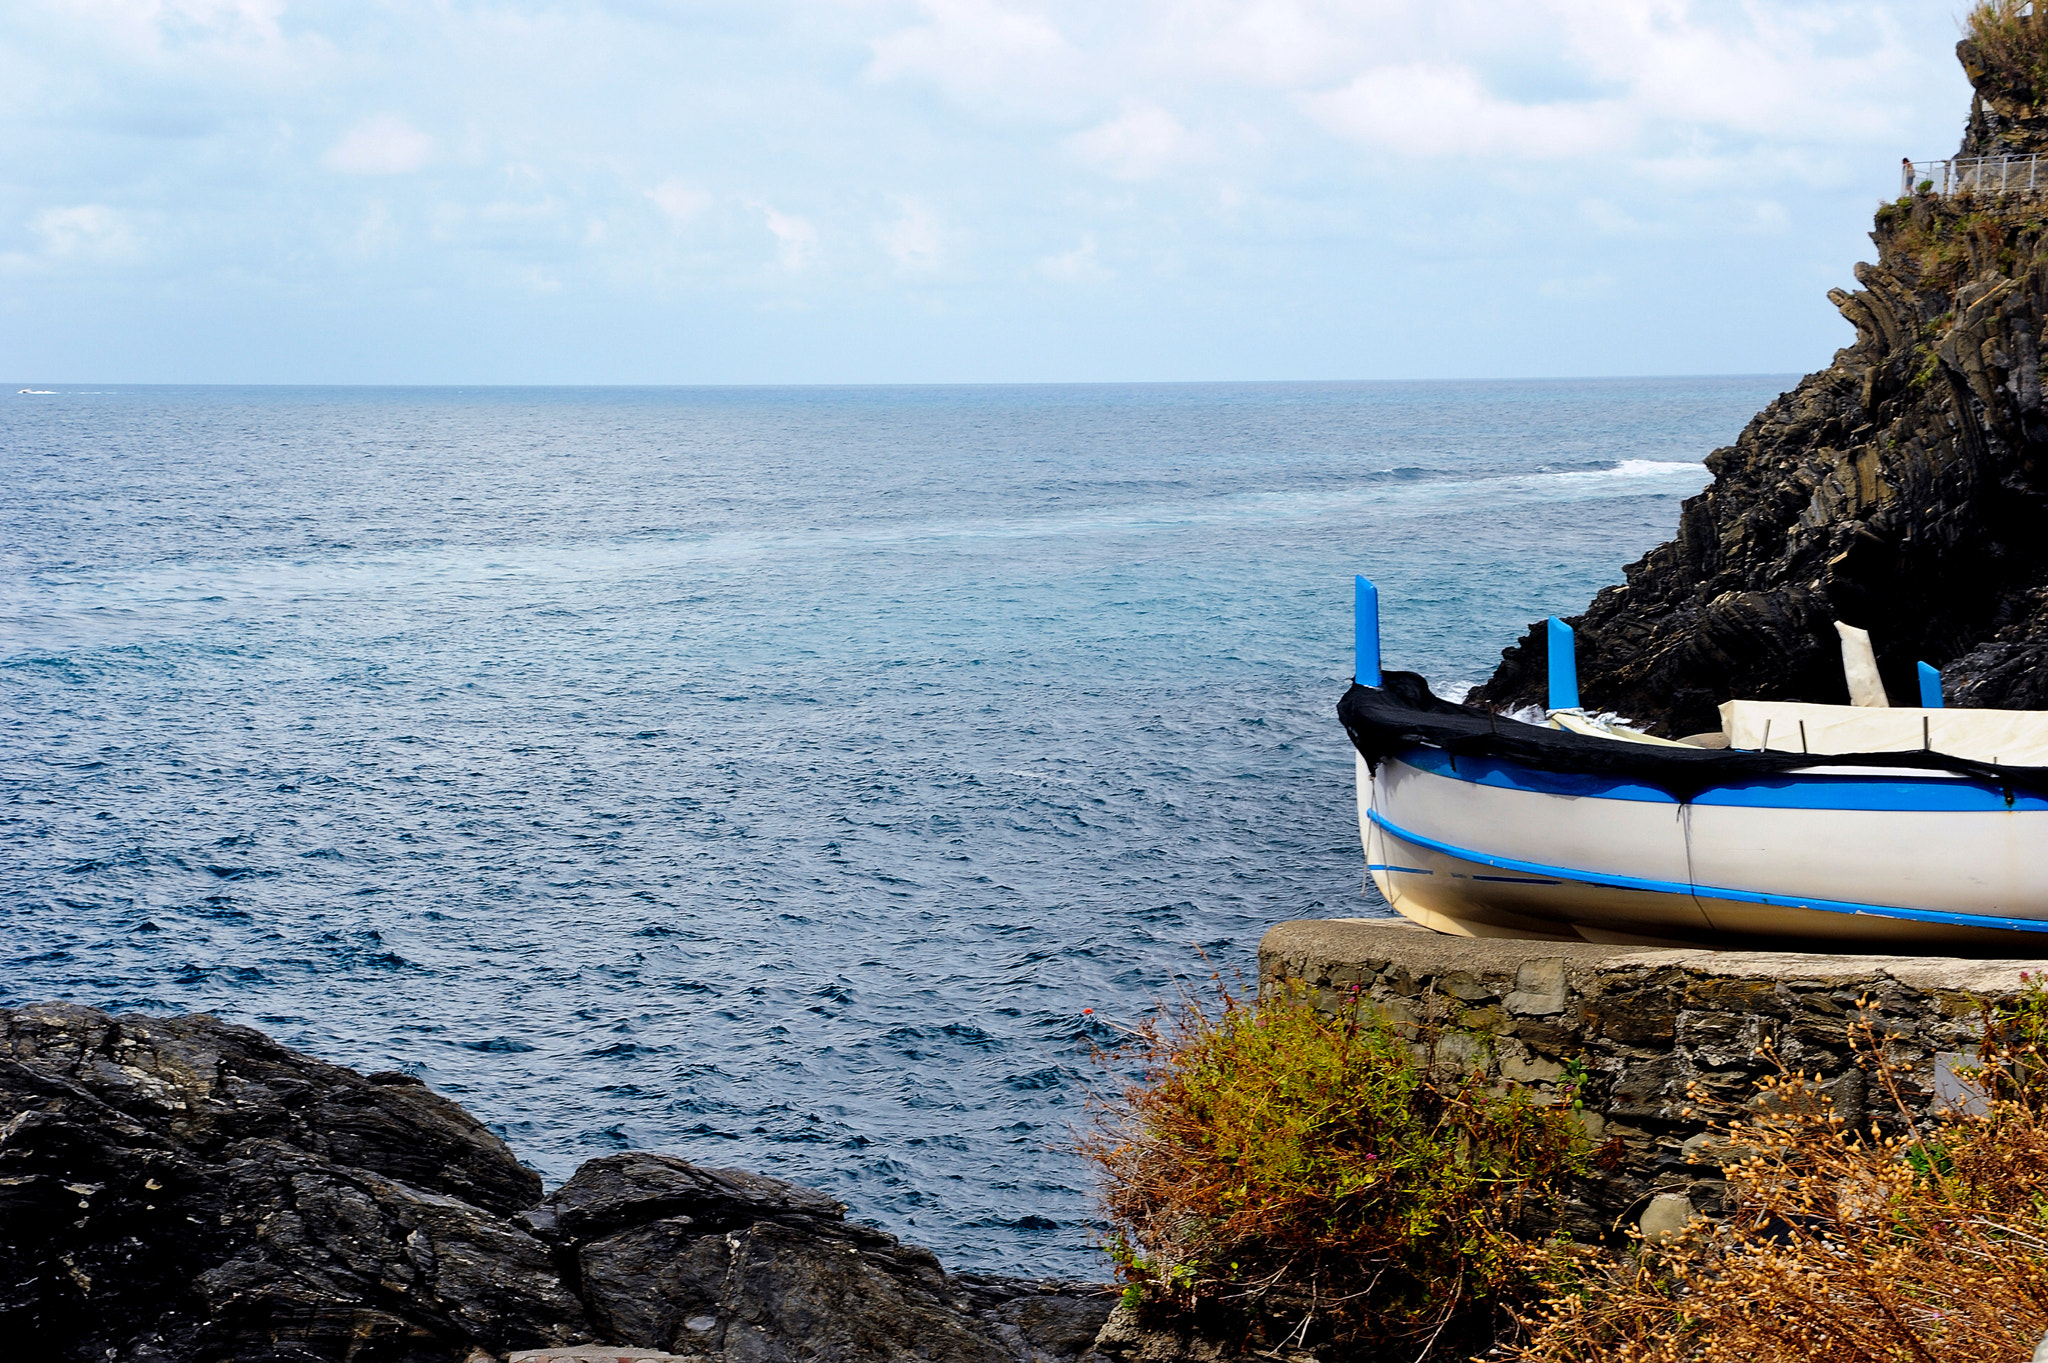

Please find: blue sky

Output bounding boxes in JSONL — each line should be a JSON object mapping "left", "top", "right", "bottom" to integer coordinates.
{"left": 1, "top": 0, "right": 1977, "bottom": 383}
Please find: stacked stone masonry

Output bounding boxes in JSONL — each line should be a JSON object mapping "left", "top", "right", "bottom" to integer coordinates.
{"left": 1258, "top": 917, "right": 2037, "bottom": 1243}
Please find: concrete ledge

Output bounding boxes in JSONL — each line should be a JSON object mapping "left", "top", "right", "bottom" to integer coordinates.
{"left": 1257, "top": 916, "right": 2041, "bottom": 1244}
{"left": 1261, "top": 917, "right": 2038, "bottom": 997}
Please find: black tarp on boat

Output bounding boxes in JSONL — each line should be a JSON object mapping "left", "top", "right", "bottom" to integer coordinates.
{"left": 1339, "top": 671, "right": 2048, "bottom": 804}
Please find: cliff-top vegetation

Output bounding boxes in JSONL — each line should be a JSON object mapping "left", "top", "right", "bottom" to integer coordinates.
{"left": 1967, "top": 1, "right": 2048, "bottom": 104}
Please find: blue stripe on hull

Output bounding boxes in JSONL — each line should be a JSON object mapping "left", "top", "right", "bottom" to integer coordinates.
{"left": 1397, "top": 744, "right": 2048, "bottom": 812}
{"left": 1367, "top": 806, "right": 2048, "bottom": 936}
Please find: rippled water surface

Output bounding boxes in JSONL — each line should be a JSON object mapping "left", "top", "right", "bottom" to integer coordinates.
{"left": 1, "top": 378, "right": 1787, "bottom": 1275}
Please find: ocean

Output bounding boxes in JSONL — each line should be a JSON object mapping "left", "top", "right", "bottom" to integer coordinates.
{"left": 0, "top": 377, "right": 1788, "bottom": 1277}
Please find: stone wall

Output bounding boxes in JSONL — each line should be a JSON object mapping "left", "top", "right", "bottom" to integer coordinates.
{"left": 1258, "top": 918, "right": 2036, "bottom": 1243}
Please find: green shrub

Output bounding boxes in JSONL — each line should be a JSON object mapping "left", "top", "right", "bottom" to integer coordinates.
{"left": 1084, "top": 980, "right": 1587, "bottom": 1356}
{"left": 1966, "top": 1, "right": 2048, "bottom": 101}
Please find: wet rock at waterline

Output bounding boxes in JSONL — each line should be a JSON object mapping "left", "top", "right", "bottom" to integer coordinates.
{"left": 0, "top": 1003, "right": 1115, "bottom": 1363}
{"left": 0, "top": 1000, "right": 583, "bottom": 1360}
{"left": 534, "top": 1152, "right": 1107, "bottom": 1362}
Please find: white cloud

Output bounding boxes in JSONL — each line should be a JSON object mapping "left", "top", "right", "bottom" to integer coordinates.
{"left": 1538, "top": 271, "right": 1616, "bottom": 299}
{"left": 1579, "top": 198, "right": 1642, "bottom": 235}
{"left": 1066, "top": 102, "right": 1199, "bottom": 180}
{"left": 648, "top": 180, "right": 712, "bottom": 225}
{"left": 877, "top": 199, "right": 943, "bottom": 271}
{"left": 1747, "top": 199, "right": 1791, "bottom": 233}
{"left": 1304, "top": 63, "right": 1627, "bottom": 159}
{"left": 345, "top": 200, "right": 397, "bottom": 257}
{"left": 867, "top": 0, "right": 1084, "bottom": 118}
{"left": 70, "top": 0, "right": 286, "bottom": 52}
{"left": 1549, "top": 0, "right": 1908, "bottom": 141}
{"left": 324, "top": 115, "right": 435, "bottom": 175}
{"left": 478, "top": 197, "right": 560, "bottom": 223}
{"left": 761, "top": 205, "right": 818, "bottom": 270}
{"left": 32, "top": 204, "right": 137, "bottom": 259}
{"left": 1037, "top": 233, "right": 1107, "bottom": 282}
{"left": 1133, "top": 0, "right": 1381, "bottom": 89}
{"left": 864, "top": 0, "right": 1925, "bottom": 179}
{"left": 0, "top": 0, "right": 1978, "bottom": 378}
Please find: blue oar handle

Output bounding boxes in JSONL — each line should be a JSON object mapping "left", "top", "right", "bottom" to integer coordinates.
{"left": 1918, "top": 661, "right": 1944, "bottom": 709}
{"left": 1355, "top": 576, "right": 1382, "bottom": 687}
{"left": 1548, "top": 617, "right": 1579, "bottom": 711}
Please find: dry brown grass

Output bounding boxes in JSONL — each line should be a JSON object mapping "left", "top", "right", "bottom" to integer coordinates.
{"left": 1966, "top": 1, "right": 2048, "bottom": 99}
{"left": 1084, "top": 979, "right": 1586, "bottom": 1358}
{"left": 1507, "top": 990, "right": 2048, "bottom": 1363}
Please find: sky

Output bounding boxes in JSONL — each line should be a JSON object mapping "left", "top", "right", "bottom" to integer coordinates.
{"left": 0, "top": 0, "right": 1981, "bottom": 383}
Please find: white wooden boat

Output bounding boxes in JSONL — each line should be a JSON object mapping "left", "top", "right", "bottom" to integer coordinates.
{"left": 1343, "top": 579, "right": 2048, "bottom": 954}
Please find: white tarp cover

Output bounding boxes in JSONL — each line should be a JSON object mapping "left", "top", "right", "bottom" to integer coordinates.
{"left": 1835, "top": 622, "right": 1890, "bottom": 708}
{"left": 1719, "top": 700, "right": 2048, "bottom": 765}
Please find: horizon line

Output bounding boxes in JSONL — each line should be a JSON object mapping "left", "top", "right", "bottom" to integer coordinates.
{"left": 10, "top": 372, "right": 1806, "bottom": 391}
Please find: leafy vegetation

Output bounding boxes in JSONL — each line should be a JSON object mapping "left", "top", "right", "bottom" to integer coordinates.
{"left": 1084, "top": 979, "right": 1587, "bottom": 1357}
{"left": 1966, "top": 1, "right": 2048, "bottom": 102}
{"left": 1878, "top": 198, "right": 2021, "bottom": 289}
{"left": 1507, "top": 982, "right": 2048, "bottom": 1363}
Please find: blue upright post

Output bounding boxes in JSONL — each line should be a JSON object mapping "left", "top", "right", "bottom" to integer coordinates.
{"left": 1547, "top": 616, "right": 1580, "bottom": 711}
{"left": 1354, "top": 576, "right": 1381, "bottom": 687}
{"left": 1918, "top": 661, "right": 1944, "bottom": 709}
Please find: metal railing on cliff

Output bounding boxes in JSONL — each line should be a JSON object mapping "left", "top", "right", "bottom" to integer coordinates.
{"left": 1903, "top": 154, "right": 2048, "bottom": 196}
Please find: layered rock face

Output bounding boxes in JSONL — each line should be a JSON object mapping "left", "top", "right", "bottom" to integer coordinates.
{"left": 1472, "top": 38, "right": 2048, "bottom": 734}
{"left": 0, "top": 1003, "right": 1111, "bottom": 1363}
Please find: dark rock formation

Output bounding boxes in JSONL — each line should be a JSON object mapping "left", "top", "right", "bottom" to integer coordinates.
{"left": 1957, "top": 30, "right": 2048, "bottom": 160}
{"left": 0, "top": 1000, "right": 585, "bottom": 1362}
{"left": 1086, "top": 1304, "right": 1317, "bottom": 1363}
{"left": 532, "top": 1152, "right": 1111, "bottom": 1363}
{"left": 1470, "top": 34, "right": 2048, "bottom": 734}
{"left": 0, "top": 1003, "right": 1113, "bottom": 1363}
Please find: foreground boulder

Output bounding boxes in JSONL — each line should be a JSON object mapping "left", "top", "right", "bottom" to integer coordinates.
{"left": 0, "top": 1003, "right": 1112, "bottom": 1363}
{"left": 530, "top": 1153, "right": 1113, "bottom": 1362}
{"left": 0, "top": 1001, "right": 586, "bottom": 1361}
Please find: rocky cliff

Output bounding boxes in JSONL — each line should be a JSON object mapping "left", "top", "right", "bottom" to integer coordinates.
{"left": 1471, "top": 30, "right": 2048, "bottom": 734}
{"left": 0, "top": 1002, "right": 1115, "bottom": 1363}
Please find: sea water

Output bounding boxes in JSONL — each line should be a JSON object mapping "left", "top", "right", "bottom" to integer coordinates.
{"left": 0, "top": 378, "right": 1787, "bottom": 1276}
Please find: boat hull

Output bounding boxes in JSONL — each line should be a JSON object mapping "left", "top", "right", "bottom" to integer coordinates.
{"left": 1358, "top": 749, "right": 2048, "bottom": 953}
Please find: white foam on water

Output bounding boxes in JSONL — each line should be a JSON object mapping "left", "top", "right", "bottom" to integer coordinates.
{"left": 1610, "top": 458, "right": 1708, "bottom": 477}
{"left": 1541, "top": 459, "right": 1706, "bottom": 480}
